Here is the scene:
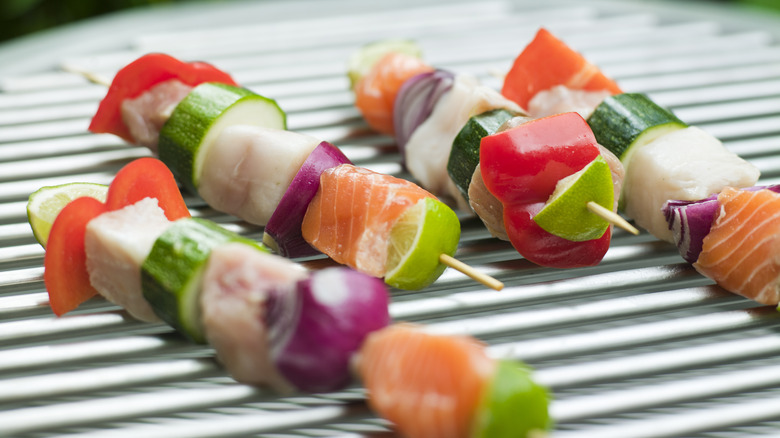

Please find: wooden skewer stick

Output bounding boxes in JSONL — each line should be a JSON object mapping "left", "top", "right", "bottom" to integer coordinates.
{"left": 587, "top": 201, "right": 639, "bottom": 235}
{"left": 440, "top": 254, "right": 504, "bottom": 291}
{"left": 61, "top": 64, "right": 112, "bottom": 87}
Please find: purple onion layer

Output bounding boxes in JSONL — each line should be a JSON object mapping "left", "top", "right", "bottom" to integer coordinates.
{"left": 264, "top": 141, "right": 351, "bottom": 258}
{"left": 265, "top": 267, "right": 390, "bottom": 393}
{"left": 393, "top": 69, "right": 455, "bottom": 163}
{"left": 663, "top": 184, "right": 780, "bottom": 264}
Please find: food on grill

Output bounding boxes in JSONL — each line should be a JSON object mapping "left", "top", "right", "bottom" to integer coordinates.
{"left": 692, "top": 187, "right": 780, "bottom": 305}
{"left": 43, "top": 196, "right": 107, "bottom": 316}
{"left": 301, "top": 164, "right": 459, "bottom": 288}
{"left": 480, "top": 112, "right": 614, "bottom": 267}
{"left": 85, "top": 197, "right": 170, "bottom": 322}
{"left": 353, "top": 51, "right": 433, "bottom": 135}
{"left": 347, "top": 39, "right": 423, "bottom": 89}
{"left": 85, "top": 54, "right": 491, "bottom": 291}
{"left": 348, "top": 33, "right": 638, "bottom": 269}
{"left": 43, "top": 157, "right": 193, "bottom": 316}
{"left": 266, "top": 266, "right": 391, "bottom": 392}
{"left": 616, "top": 125, "right": 760, "bottom": 241}
{"left": 31, "top": 158, "right": 548, "bottom": 436}
{"left": 501, "top": 27, "right": 622, "bottom": 110}
{"left": 586, "top": 93, "right": 689, "bottom": 179}
{"left": 142, "top": 217, "right": 265, "bottom": 343}
{"left": 27, "top": 182, "right": 108, "bottom": 248}
{"left": 528, "top": 85, "right": 612, "bottom": 119}
{"left": 89, "top": 53, "right": 237, "bottom": 143}
{"left": 357, "top": 324, "right": 550, "bottom": 438}
{"left": 158, "top": 82, "right": 287, "bottom": 196}
{"left": 200, "top": 242, "right": 306, "bottom": 392}
{"left": 663, "top": 185, "right": 780, "bottom": 264}
{"left": 263, "top": 141, "right": 352, "bottom": 257}
{"left": 403, "top": 73, "right": 522, "bottom": 209}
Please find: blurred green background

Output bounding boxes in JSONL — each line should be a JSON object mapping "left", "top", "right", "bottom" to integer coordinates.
{"left": 1, "top": 0, "right": 779, "bottom": 45}
{"left": 0, "top": 0, "right": 194, "bottom": 43}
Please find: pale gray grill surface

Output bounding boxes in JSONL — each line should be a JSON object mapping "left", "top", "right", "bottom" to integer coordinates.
{"left": 1, "top": 0, "right": 780, "bottom": 436}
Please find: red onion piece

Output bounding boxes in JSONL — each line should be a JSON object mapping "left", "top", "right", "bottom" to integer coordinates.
{"left": 393, "top": 69, "right": 455, "bottom": 163}
{"left": 263, "top": 141, "right": 351, "bottom": 258}
{"left": 663, "top": 184, "right": 780, "bottom": 263}
{"left": 266, "top": 267, "right": 390, "bottom": 393}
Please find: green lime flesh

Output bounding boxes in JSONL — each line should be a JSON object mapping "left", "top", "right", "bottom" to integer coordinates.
{"left": 533, "top": 155, "right": 614, "bottom": 242}
{"left": 158, "top": 82, "right": 286, "bottom": 195}
{"left": 472, "top": 360, "right": 552, "bottom": 438}
{"left": 141, "top": 218, "right": 267, "bottom": 343}
{"left": 384, "top": 197, "right": 460, "bottom": 290}
{"left": 27, "top": 182, "right": 108, "bottom": 248}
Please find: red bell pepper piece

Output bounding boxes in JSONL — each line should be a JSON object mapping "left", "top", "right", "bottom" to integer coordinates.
{"left": 106, "top": 157, "right": 191, "bottom": 221}
{"left": 501, "top": 28, "right": 622, "bottom": 110}
{"left": 44, "top": 197, "right": 108, "bottom": 316}
{"left": 88, "top": 53, "right": 238, "bottom": 143}
{"left": 480, "top": 112, "right": 610, "bottom": 268}
{"left": 45, "top": 157, "right": 190, "bottom": 315}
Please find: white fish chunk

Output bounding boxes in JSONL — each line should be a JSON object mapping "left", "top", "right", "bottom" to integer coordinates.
{"left": 404, "top": 74, "right": 522, "bottom": 211}
{"left": 120, "top": 79, "right": 192, "bottom": 150}
{"left": 84, "top": 198, "right": 172, "bottom": 322}
{"left": 198, "top": 126, "right": 320, "bottom": 226}
{"left": 200, "top": 242, "right": 308, "bottom": 391}
{"left": 623, "top": 126, "right": 759, "bottom": 242}
{"left": 528, "top": 85, "right": 611, "bottom": 119}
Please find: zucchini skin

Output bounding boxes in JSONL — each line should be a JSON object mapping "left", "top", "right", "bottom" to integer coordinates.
{"left": 447, "top": 109, "right": 516, "bottom": 201}
{"left": 158, "top": 83, "right": 286, "bottom": 194}
{"left": 141, "top": 217, "right": 265, "bottom": 343}
{"left": 587, "top": 93, "right": 687, "bottom": 160}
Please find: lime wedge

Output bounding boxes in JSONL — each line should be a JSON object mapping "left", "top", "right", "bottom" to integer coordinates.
{"left": 384, "top": 197, "right": 460, "bottom": 290}
{"left": 533, "top": 155, "right": 614, "bottom": 242}
{"left": 347, "top": 39, "right": 422, "bottom": 89}
{"left": 472, "top": 359, "right": 552, "bottom": 437}
{"left": 27, "top": 183, "right": 109, "bottom": 248}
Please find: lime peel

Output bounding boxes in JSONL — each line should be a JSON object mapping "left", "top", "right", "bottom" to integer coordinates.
{"left": 533, "top": 156, "right": 614, "bottom": 242}
{"left": 384, "top": 197, "right": 460, "bottom": 290}
{"left": 27, "top": 182, "right": 109, "bottom": 248}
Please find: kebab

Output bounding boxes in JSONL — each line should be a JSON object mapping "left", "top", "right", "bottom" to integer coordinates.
{"left": 31, "top": 157, "right": 552, "bottom": 437}
{"left": 348, "top": 37, "right": 635, "bottom": 269}
{"left": 502, "top": 29, "right": 768, "bottom": 304}
{"left": 76, "top": 53, "right": 501, "bottom": 291}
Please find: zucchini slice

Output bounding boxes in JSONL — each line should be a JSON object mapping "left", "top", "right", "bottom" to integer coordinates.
{"left": 158, "top": 82, "right": 286, "bottom": 194}
{"left": 141, "top": 218, "right": 266, "bottom": 343}
{"left": 587, "top": 93, "right": 687, "bottom": 171}
{"left": 447, "top": 109, "right": 517, "bottom": 201}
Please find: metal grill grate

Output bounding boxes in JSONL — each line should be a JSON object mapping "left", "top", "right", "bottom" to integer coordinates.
{"left": 1, "top": 0, "right": 780, "bottom": 436}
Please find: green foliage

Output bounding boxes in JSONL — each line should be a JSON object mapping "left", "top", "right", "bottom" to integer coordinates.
{"left": 0, "top": 0, "right": 184, "bottom": 43}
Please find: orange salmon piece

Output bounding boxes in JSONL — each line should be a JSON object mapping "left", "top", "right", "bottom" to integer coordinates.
{"left": 501, "top": 28, "right": 622, "bottom": 109}
{"left": 694, "top": 187, "right": 780, "bottom": 305}
{"left": 301, "top": 164, "right": 434, "bottom": 278}
{"left": 354, "top": 52, "right": 433, "bottom": 136}
{"left": 357, "top": 324, "right": 496, "bottom": 438}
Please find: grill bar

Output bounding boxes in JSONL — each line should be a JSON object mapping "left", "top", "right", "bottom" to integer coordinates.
{"left": 1, "top": 0, "right": 780, "bottom": 436}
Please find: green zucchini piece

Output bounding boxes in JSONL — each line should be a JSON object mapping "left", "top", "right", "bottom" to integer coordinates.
{"left": 447, "top": 109, "right": 516, "bottom": 201}
{"left": 472, "top": 360, "right": 552, "bottom": 438}
{"left": 158, "top": 82, "right": 286, "bottom": 194}
{"left": 587, "top": 93, "right": 687, "bottom": 170}
{"left": 141, "top": 218, "right": 267, "bottom": 343}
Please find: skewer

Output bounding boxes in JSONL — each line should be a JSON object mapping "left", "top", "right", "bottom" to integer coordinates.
{"left": 62, "top": 64, "right": 111, "bottom": 87}
{"left": 64, "top": 65, "right": 507, "bottom": 291}
{"left": 440, "top": 254, "right": 504, "bottom": 290}
{"left": 587, "top": 201, "right": 640, "bottom": 235}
